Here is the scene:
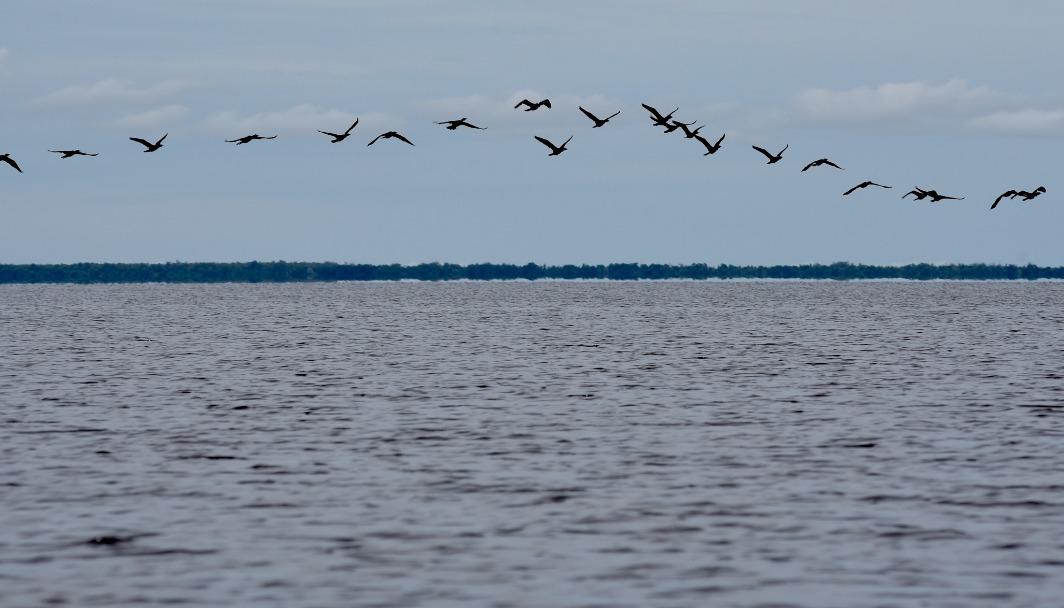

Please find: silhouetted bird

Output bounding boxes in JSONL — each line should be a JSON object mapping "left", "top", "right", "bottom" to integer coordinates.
{"left": 641, "top": 104, "right": 678, "bottom": 126}
{"left": 843, "top": 181, "right": 892, "bottom": 196}
{"left": 578, "top": 106, "right": 620, "bottom": 128}
{"left": 752, "top": 144, "right": 788, "bottom": 164}
{"left": 675, "top": 121, "right": 703, "bottom": 138}
{"left": 514, "top": 99, "right": 551, "bottom": 112}
{"left": 802, "top": 158, "right": 843, "bottom": 172}
{"left": 1015, "top": 186, "right": 1047, "bottom": 201}
{"left": 436, "top": 118, "right": 485, "bottom": 130}
{"left": 318, "top": 119, "right": 359, "bottom": 143}
{"left": 0, "top": 153, "right": 22, "bottom": 173}
{"left": 129, "top": 133, "right": 167, "bottom": 153}
{"left": 662, "top": 120, "right": 697, "bottom": 135}
{"left": 226, "top": 134, "right": 277, "bottom": 145}
{"left": 49, "top": 149, "right": 98, "bottom": 158}
{"left": 367, "top": 131, "right": 415, "bottom": 146}
{"left": 903, "top": 188, "right": 930, "bottom": 200}
{"left": 694, "top": 133, "right": 725, "bottom": 156}
{"left": 924, "top": 189, "right": 964, "bottom": 203}
{"left": 534, "top": 135, "right": 572, "bottom": 156}
{"left": 993, "top": 186, "right": 1047, "bottom": 209}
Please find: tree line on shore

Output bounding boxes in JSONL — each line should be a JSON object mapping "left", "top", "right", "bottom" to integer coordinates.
{"left": 1, "top": 262, "right": 1063, "bottom": 283}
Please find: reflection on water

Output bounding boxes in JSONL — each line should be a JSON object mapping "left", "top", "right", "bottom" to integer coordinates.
{"left": 2, "top": 281, "right": 1063, "bottom": 607}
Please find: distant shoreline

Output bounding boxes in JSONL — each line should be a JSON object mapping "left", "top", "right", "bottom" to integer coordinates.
{"left": 2, "top": 262, "right": 1063, "bottom": 283}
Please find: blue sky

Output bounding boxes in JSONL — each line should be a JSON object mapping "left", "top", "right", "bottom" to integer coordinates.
{"left": 2, "top": 1, "right": 1062, "bottom": 265}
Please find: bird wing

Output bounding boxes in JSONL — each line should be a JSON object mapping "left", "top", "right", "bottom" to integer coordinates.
{"left": 225, "top": 138, "right": 242, "bottom": 143}
{"left": 86, "top": 153, "right": 99, "bottom": 156}
{"left": 991, "top": 190, "right": 1016, "bottom": 209}
{"left": 824, "top": 160, "right": 844, "bottom": 170}
{"left": 578, "top": 106, "right": 600, "bottom": 123}
{"left": 541, "top": 99, "right": 551, "bottom": 108}
{"left": 842, "top": 184, "right": 863, "bottom": 196}
{"left": 514, "top": 99, "right": 531, "bottom": 109}
{"left": 263, "top": 136, "right": 277, "bottom": 140}
{"left": 870, "top": 182, "right": 891, "bottom": 189}
{"left": 693, "top": 135, "right": 711, "bottom": 150}
{"left": 344, "top": 119, "right": 359, "bottom": 134}
{"left": 48, "top": 150, "right": 65, "bottom": 154}
{"left": 2, "top": 156, "right": 21, "bottom": 172}
{"left": 562, "top": 135, "right": 573, "bottom": 147}
{"left": 129, "top": 137, "right": 152, "bottom": 148}
{"left": 393, "top": 133, "right": 415, "bottom": 146}
{"left": 715, "top": 133, "right": 726, "bottom": 146}
{"left": 534, "top": 136, "right": 556, "bottom": 150}
{"left": 606, "top": 111, "right": 620, "bottom": 121}
{"left": 318, "top": 130, "right": 341, "bottom": 138}
{"left": 367, "top": 134, "right": 383, "bottom": 146}
{"left": 641, "top": 103, "right": 663, "bottom": 119}
{"left": 778, "top": 144, "right": 789, "bottom": 156}
{"left": 801, "top": 160, "right": 817, "bottom": 172}
{"left": 940, "top": 195, "right": 964, "bottom": 201}
{"left": 155, "top": 133, "right": 168, "bottom": 146}
{"left": 752, "top": 146, "right": 774, "bottom": 160}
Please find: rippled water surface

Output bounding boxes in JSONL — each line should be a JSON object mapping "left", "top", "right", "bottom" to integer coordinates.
{"left": 2, "top": 281, "right": 1064, "bottom": 607}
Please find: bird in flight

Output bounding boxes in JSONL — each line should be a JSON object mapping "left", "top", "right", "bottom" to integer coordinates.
{"left": 1, "top": 153, "right": 22, "bottom": 173}
{"left": 318, "top": 119, "right": 359, "bottom": 143}
{"left": 534, "top": 135, "right": 572, "bottom": 156}
{"left": 843, "top": 181, "right": 892, "bottom": 196}
{"left": 49, "top": 149, "right": 99, "bottom": 158}
{"left": 514, "top": 98, "right": 551, "bottom": 112}
{"left": 226, "top": 134, "right": 277, "bottom": 145}
{"left": 368, "top": 131, "right": 415, "bottom": 146}
{"left": 802, "top": 158, "right": 844, "bottom": 172}
{"left": 641, "top": 103, "right": 678, "bottom": 127}
{"left": 129, "top": 133, "right": 167, "bottom": 153}
{"left": 578, "top": 106, "right": 620, "bottom": 128}
{"left": 992, "top": 186, "right": 1046, "bottom": 209}
{"left": 903, "top": 188, "right": 930, "bottom": 200}
{"left": 910, "top": 189, "right": 961, "bottom": 203}
{"left": 694, "top": 133, "right": 725, "bottom": 156}
{"left": 674, "top": 121, "right": 703, "bottom": 139}
{"left": 436, "top": 118, "right": 485, "bottom": 131}
{"left": 752, "top": 144, "right": 788, "bottom": 164}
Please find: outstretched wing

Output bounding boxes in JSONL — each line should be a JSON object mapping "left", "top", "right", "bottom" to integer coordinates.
{"left": 344, "top": 119, "right": 359, "bottom": 135}
{"left": 263, "top": 135, "right": 277, "bottom": 140}
{"left": 870, "top": 182, "right": 891, "bottom": 189}
{"left": 940, "top": 195, "right": 964, "bottom": 201}
{"left": 606, "top": 111, "right": 620, "bottom": 121}
{"left": 367, "top": 134, "right": 384, "bottom": 146}
{"left": 991, "top": 190, "right": 1016, "bottom": 209}
{"left": 318, "top": 130, "right": 341, "bottom": 138}
{"left": 540, "top": 99, "right": 551, "bottom": 109}
{"left": 534, "top": 136, "right": 556, "bottom": 150}
{"left": 1, "top": 156, "right": 21, "bottom": 173}
{"left": 514, "top": 99, "right": 531, "bottom": 109}
{"left": 842, "top": 183, "right": 863, "bottom": 196}
{"left": 801, "top": 160, "right": 817, "bottom": 172}
{"left": 823, "top": 160, "right": 844, "bottom": 170}
{"left": 641, "top": 103, "right": 664, "bottom": 120}
{"left": 578, "top": 106, "right": 599, "bottom": 123}
{"left": 129, "top": 137, "right": 153, "bottom": 148}
{"left": 392, "top": 133, "right": 415, "bottom": 146}
{"left": 155, "top": 133, "right": 168, "bottom": 146}
{"left": 752, "top": 146, "right": 774, "bottom": 161}
{"left": 225, "top": 138, "right": 243, "bottom": 143}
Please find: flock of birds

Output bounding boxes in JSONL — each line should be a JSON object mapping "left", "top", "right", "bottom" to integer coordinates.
{"left": 0, "top": 97, "right": 1049, "bottom": 210}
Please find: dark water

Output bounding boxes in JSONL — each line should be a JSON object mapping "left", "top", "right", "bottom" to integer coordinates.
{"left": 2, "top": 281, "right": 1063, "bottom": 607}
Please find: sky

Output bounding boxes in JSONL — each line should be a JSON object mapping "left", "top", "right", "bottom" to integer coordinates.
{"left": 2, "top": 0, "right": 1063, "bottom": 265}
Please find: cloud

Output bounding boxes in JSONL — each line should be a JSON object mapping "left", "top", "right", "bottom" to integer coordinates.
{"left": 419, "top": 90, "right": 624, "bottom": 129}
{"left": 968, "top": 109, "right": 1064, "bottom": 137}
{"left": 793, "top": 79, "right": 1006, "bottom": 127}
{"left": 37, "top": 79, "right": 194, "bottom": 106}
{"left": 110, "top": 105, "right": 189, "bottom": 129}
{"left": 203, "top": 104, "right": 392, "bottom": 136}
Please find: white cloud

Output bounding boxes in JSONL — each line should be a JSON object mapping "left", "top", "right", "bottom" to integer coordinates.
{"left": 37, "top": 78, "right": 194, "bottom": 106}
{"left": 968, "top": 109, "right": 1064, "bottom": 137}
{"left": 110, "top": 105, "right": 189, "bottom": 129}
{"left": 793, "top": 79, "right": 1006, "bottom": 126}
{"left": 203, "top": 104, "right": 392, "bottom": 136}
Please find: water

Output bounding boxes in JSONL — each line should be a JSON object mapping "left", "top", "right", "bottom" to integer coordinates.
{"left": 2, "top": 281, "right": 1063, "bottom": 607}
